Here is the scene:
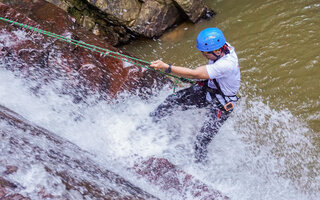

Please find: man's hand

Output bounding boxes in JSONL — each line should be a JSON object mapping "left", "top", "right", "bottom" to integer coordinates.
{"left": 150, "top": 60, "right": 169, "bottom": 71}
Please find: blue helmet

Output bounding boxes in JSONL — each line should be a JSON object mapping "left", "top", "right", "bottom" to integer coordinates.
{"left": 196, "top": 28, "right": 226, "bottom": 52}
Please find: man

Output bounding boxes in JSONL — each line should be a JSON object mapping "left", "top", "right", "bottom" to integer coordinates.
{"left": 150, "top": 27, "right": 240, "bottom": 163}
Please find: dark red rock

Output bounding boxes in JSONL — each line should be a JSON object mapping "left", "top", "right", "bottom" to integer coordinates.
{"left": 0, "top": 1, "right": 170, "bottom": 100}
{"left": 0, "top": 105, "right": 158, "bottom": 200}
{"left": 0, "top": 177, "right": 17, "bottom": 189}
{"left": 0, "top": 187, "right": 6, "bottom": 198}
{"left": 2, "top": 194, "right": 31, "bottom": 200}
{"left": 4, "top": 165, "right": 18, "bottom": 175}
{"left": 133, "top": 157, "right": 230, "bottom": 200}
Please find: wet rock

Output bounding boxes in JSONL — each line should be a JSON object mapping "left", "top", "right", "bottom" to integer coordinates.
{"left": 0, "top": 105, "right": 158, "bottom": 199}
{"left": 0, "top": 104, "right": 230, "bottom": 200}
{"left": 0, "top": 187, "right": 5, "bottom": 198}
{"left": 133, "top": 157, "right": 230, "bottom": 200}
{"left": 4, "top": 166, "right": 18, "bottom": 175}
{"left": 0, "top": 177, "right": 17, "bottom": 189}
{"left": 0, "top": 1, "right": 170, "bottom": 101}
{"left": 2, "top": 194, "right": 31, "bottom": 200}
{"left": 0, "top": 187, "right": 30, "bottom": 200}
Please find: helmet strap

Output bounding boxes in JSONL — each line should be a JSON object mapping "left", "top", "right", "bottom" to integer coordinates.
{"left": 208, "top": 51, "right": 222, "bottom": 60}
{"left": 208, "top": 44, "right": 230, "bottom": 61}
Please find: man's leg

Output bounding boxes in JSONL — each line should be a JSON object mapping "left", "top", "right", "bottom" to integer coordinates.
{"left": 194, "top": 107, "right": 231, "bottom": 163}
{"left": 150, "top": 84, "right": 207, "bottom": 122}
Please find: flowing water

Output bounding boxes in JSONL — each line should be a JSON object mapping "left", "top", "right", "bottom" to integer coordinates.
{"left": 122, "top": 0, "right": 320, "bottom": 198}
{"left": 1, "top": 0, "right": 320, "bottom": 199}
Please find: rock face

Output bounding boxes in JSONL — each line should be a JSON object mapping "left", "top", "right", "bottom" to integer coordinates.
{"left": 0, "top": 105, "right": 229, "bottom": 199}
{"left": 41, "top": 0, "right": 214, "bottom": 45}
{"left": 0, "top": 105, "right": 159, "bottom": 199}
{"left": 174, "top": 0, "right": 211, "bottom": 23}
{"left": 133, "top": 158, "right": 230, "bottom": 200}
{"left": 0, "top": 0, "right": 170, "bottom": 101}
{"left": 130, "top": 0, "right": 182, "bottom": 38}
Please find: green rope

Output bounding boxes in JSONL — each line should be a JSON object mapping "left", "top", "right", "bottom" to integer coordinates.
{"left": 172, "top": 79, "right": 180, "bottom": 96}
{"left": 0, "top": 17, "right": 196, "bottom": 86}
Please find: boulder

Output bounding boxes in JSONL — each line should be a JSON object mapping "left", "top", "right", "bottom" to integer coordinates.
{"left": 173, "top": 0, "right": 211, "bottom": 23}
{"left": 85, "top": 0, "right": 140, "bottom": 25}
{"left": 41, "top": 0, "right": 214, "bottom": 45}
{"left": 130, "top": 0, "right": 183, "bottom": 38}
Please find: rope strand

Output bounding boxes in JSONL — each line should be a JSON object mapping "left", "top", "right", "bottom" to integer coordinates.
{"left": 0, "top": 17, "right": 196, "bottom": 86}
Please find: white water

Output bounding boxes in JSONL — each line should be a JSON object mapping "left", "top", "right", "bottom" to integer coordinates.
{"left": 1, "top": 67, "right": 319, "bottom": 200}
{"left": 1, "top": 32, "right": 320, "bottom": 200}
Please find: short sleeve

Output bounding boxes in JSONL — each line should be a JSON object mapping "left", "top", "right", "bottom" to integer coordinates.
{"left": 206, "top": 61, "right": 226, "bottom": 79}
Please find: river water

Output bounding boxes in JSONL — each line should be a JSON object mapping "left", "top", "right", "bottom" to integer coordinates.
{"left": 120, "top": 0, "right": 320, "bottom": 199}
{"left": 123, "top": 0, "right": 320, "bottom": 132}
{"left": 0, "top": 0, "right": 319, "bottom": 199}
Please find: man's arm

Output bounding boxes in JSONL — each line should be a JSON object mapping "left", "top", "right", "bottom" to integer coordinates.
{"left": 150, "top": 60, "right": 210, "bottom": 79}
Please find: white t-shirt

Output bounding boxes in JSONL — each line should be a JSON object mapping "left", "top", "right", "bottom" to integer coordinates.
{"left": 205, "top": 44, "right": 240, "bottom": 106}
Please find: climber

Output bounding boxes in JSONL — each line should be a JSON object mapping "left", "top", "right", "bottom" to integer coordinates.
{"left": 150, "top": 27, "right": 240, "bottom": 163}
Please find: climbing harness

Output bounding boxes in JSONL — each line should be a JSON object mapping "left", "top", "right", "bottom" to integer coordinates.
{"left": 205, "top": 79, "right": 240, "bottom": 112}
{"left": 0, "top": 17, "right": 196, "bottom": 93}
